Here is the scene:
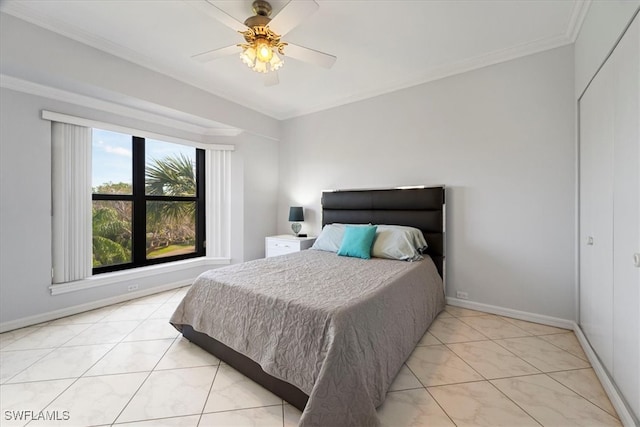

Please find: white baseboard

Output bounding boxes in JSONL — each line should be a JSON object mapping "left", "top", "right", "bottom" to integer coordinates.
{"left": 0, "top": 280, "right": 191, "bottom": 333}
{"left": 446, "top": 297, "right": 637, "bottom": 426}
{"left": 573, "top": 324, "right": 638, "bottom": 427}
{"left": 445, "top": 297, "right": 575, "bottom": 330}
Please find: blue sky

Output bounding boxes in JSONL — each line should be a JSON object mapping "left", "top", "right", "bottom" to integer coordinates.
{"left": 92, "top": 128, "right": 195, "bottom": 189}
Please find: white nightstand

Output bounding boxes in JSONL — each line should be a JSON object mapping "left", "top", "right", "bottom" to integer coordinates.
{"left": 265, "top": 235, "right": 316, "bottom": 258}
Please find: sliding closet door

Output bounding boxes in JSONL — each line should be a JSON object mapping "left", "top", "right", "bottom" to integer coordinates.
{"left": 612, "top": 15, "right": 639, "bottom": 418}
{"left": 580, "top": 12, "right": 640, "bottom": 420}
{"left": 579, "top": 55, "right": 614, "bottom": 372}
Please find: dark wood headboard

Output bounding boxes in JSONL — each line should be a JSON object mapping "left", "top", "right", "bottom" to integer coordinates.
{"left": 321, "top": 186, "right": 446, "bottom": 278}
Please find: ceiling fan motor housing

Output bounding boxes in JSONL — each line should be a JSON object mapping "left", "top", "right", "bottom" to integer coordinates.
{"left": 240, "top": 0, "right": 285, "bottom": 56}
{"left": 244, "top": 0, "right": 272, "bottom": 28}
{"left": 252, "top": 0, "right": 272, "bottom": 17}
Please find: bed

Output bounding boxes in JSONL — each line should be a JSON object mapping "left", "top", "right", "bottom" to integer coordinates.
{"left": 170, "top": 187, "right": 446, "bottom": 426}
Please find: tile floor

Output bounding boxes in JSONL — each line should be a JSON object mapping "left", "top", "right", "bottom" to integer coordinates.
{"left": 0, "top": 287, "right": 621, "bottom": 427}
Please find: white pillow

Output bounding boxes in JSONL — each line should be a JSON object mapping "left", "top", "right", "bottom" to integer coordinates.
{"left": 311, "top": 224, "right": 346, "bottom": 252}
{"left": 372, "top": 225, "right": 428, "bottom": 262}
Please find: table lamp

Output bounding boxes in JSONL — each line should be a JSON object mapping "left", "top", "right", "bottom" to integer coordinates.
{"left": 288, "top": 206, "right": 304, "bottom": 236}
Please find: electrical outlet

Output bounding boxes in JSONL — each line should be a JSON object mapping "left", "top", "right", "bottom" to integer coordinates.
{"left": 456, "top": 291, "right": 469, "bottom": 300}
{"left": 127, "top": 284, "right": 138, "bottom": 292}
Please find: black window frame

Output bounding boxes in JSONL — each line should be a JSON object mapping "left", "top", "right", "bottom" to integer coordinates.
{"left": 92, "top": 135, "right": 206, "bottom": 274}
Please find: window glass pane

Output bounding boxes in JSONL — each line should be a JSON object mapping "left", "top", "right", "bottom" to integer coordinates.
{"left": 145, "top": 139, "right": 196, "bottom": 196}
{"left": 92, "top": 200, "right": 132, "bottom": 268}
{"left": 92, "top": 129, "right": 132, "bottom": 194}
{"left": 146, "top": 201, "right": 196, "bottom": 259}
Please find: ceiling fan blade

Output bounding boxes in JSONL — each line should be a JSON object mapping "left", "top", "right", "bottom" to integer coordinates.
{"left": 184, "top": 0, "right": 248, "bottom": 32}
{"left": 268, "top": 0, "right": 319, "bottom": 36}
{"left": 192, "top": 45, "right": 239, "bottom": 63}
{"left": 285, "top": 43, "right": 336, "bottom": 69}
{"left": 264, "top": 71, "right": 279, "bottom": 87}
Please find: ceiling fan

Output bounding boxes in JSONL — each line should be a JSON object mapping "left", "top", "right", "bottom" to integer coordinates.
{"left": 187, "top": 0, "right": 337, "bottom": 86}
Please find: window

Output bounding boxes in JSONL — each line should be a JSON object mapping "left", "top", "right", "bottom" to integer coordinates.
{"left": 48, "top": 111, "right": 231, "bottom": 287}
{"left": 91, "top": 129, "right": 205, "bottom": 273}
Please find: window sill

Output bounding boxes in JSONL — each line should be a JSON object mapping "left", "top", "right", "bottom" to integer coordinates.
{"left": 49, "top": 257, "right": 230, "bottom": 295}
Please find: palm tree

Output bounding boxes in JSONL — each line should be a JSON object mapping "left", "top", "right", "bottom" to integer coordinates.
{"left": 145, "top": 154, "right": 197, "bottom": 254}
{"left": 146, "top": 153, "right": 195, "bottom": 221}
{"left": 146, "top": 153, "right": 195, "bottom": 197}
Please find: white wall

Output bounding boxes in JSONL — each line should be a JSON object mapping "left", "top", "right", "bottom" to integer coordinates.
{"left": 278, "top": 46, "right": 576, "bottom": 320}
{"left": 239, "top": 135, "right": 279, "bottom": 261}
{"left": 575, "top": 1, "right": 640, "bottom": 97}
{"left": 223, "top": 132, "right": 280, "bottom": 262}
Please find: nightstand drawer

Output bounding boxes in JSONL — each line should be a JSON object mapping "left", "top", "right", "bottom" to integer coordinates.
{"left": 267, "top": 245, "right": 298, "bottom": 257}
{"left": 265, "top": 235, "right": 316, "bottom": 258}
{"left": 267, "top": 239, "right": 300, "bottom": 253}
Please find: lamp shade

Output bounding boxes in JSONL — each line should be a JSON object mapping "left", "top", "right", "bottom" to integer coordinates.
{"left": 288, "top": 206, "right": 304, "bottom": 222}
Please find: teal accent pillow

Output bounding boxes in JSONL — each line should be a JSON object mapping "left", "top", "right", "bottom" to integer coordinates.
{"left": 337, "top": 225, "right": 378, "bottom": 259}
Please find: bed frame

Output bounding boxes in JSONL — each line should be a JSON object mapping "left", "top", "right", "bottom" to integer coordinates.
{"left": 182, "top": 186, "right": 445, "bottom": 412}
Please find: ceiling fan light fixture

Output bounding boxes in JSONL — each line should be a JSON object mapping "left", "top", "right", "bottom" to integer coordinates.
{"left": 270, "top": 52, "right": 283, "bottom": 71}
{"left": 253, "top": 59, "right": 267, "bottom": 73}
{"left": 240, "top": 46, "right": 256, "bottom": 66}
{"left": 240, "top": 42, "right": 282, "bottom": 73}
{"left": 192, "top": 0, "right": 336, "bottom": 83}
{"left": 255, "top": 38, "right": 273, "bottom": 62}
{"left": 238, "top": 23, "right": 287, "bottom": 74}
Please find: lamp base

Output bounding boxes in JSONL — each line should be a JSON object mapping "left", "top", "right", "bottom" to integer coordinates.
{"left": 291, "top": 222, "right": 301, "bottom": 236}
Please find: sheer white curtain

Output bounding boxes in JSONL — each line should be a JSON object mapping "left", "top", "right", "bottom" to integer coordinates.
{"left": 207, "top": 149, "right": 231, "bottom": 258}
{"left": 51, "top": 122, "right": 92, "bottom": 283}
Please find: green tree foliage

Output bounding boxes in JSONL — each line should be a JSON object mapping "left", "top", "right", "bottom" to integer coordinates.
{"left": 93, "top": 205, "right": 131, "bottom": 244}
{"left": 93, "top": 181, "right": 132, "bottom": 195}
{"left": 92, "top": 235, "right": 130, "bottom": 267}
{"left": 92, "top": 154, "right": 197, "bottom": 268}
{"left": 92, "top": 195, "right": 132, "bottom": 268}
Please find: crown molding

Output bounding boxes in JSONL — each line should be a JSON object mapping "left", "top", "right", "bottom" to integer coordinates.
{"left": 0, "top": 74, "right": 243, "bottom": 138}
{"left": 566, "top": 0, "right": 592, "bottom": 42}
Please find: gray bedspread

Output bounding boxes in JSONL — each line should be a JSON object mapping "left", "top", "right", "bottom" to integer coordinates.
{"left": 170, "top": 249, "right": 444, "bottom": 427}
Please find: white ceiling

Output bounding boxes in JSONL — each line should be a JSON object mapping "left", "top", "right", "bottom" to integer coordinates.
{"left": 1, "top": 0, "right": 588, "bottom": 120}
